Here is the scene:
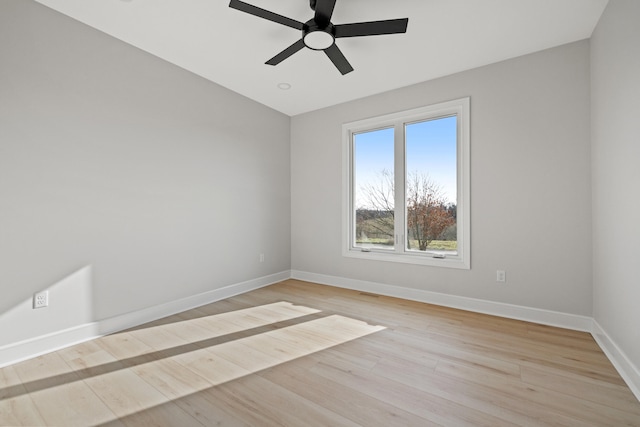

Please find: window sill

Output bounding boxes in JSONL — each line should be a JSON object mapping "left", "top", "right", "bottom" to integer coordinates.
{"left": 343, "top": 248, "right": 470, "bottom": 269}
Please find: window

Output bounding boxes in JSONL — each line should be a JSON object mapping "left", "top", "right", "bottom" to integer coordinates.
{"left": 342, "top": 98, "right": 470, "bottom": 269}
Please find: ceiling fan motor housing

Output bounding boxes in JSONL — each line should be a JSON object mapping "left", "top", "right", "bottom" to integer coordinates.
{"left": 303, "top": 21, "right": 336, "bottom": 50}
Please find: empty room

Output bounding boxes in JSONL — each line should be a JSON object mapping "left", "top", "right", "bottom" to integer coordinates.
{"left": 1, "top": 0, "right": 639, "bottom": 425}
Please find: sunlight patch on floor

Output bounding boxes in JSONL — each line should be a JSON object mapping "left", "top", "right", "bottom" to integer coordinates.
{"left": 1, "top": 302, "right": 385, "bottom": 425}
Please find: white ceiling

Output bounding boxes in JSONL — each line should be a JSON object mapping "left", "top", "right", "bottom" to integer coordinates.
{"left": 34, "top": 0, "right": 608, "bottom": 116}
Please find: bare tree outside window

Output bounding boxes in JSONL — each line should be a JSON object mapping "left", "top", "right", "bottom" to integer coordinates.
{"left": 356, "top": 170, "right": 456, "bottom": 251}
{"left": 356, "top": 169, "right": 395, "bottom": 247}
{"left": 405, "top": 172, "right": 455, "bottom": 251}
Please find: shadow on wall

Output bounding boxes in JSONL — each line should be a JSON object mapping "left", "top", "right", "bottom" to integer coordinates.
{"left": 0, "top": 265, "right": 94, "bottom": 349}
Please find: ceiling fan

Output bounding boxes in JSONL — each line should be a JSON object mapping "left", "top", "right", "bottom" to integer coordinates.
{"left": 228, "top": 0, "right": 409, "bottom": 75}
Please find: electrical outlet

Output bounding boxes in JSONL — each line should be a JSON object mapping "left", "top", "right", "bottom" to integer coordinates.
{"left": 496, "top": 270, "right": 506, "bottom": 283}
{"left": 33, "top": 291, "right": 49, "bottom": 309}
{"left": 259, "top": 253, "right": 265, "bottom": 263}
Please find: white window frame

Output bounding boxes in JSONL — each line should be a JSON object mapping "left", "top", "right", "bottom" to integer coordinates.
{"left": 342, "top": 97, "right": 470, "bottom": 269}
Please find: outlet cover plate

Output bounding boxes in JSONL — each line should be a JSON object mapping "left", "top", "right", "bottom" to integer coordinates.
{"left": 33, "top": 291, "right": 49, "bottom": 309}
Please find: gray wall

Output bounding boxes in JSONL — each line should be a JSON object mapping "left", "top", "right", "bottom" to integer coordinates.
{"left": 291, "top": 41, "right": 593, "bottom": 316}
{"left": 0, "top": 0, "right": 290, "bottom": 347}
{"left": 591, "top": 0, "right": 640, "bottom": 374}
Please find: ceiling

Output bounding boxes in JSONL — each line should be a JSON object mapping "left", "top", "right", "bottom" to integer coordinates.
{"left": 33, "top": 0, "right": 608, "bottom": 116}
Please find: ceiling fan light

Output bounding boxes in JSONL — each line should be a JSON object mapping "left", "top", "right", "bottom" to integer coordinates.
{"left": 303, "top": 30, "right": 334, "bottom": 50}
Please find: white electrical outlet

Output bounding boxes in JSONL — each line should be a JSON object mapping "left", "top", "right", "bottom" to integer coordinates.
{"left": 259, "top": 253, "right": 265, "bottom": 263}
{"left": 33, "top": 291, "right": 49, "bottom": 309}
{"left": 496, "top": 270, "right": 506, "bottom": 283}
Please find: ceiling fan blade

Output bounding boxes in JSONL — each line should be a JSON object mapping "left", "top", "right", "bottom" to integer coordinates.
{"left": 229, "top": 0, "right": 304, "bottom": 30}
{"left": 334, "top": 18, "right": 408, "bottom": 38}
{"left": 266, "top": 39, "right": 306, "bottom": 65}
{"left": 324, "top": 44, "right": 353, "bottom": 75}
{"left": 314, "top": 0, "right": 337, "bottom": 27}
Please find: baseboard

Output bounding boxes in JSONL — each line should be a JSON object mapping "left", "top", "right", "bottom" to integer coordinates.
{"left": 95, "top": 270, "right": 291, "bottom": 337}
{"left": 0, "top": 270, "right": 290, "bottom": 368}
{"left": 290, "top": 270, "right": 593, "bottom": 332}
{"left": 591, "top": 320, "right": 640, "bottom": 402}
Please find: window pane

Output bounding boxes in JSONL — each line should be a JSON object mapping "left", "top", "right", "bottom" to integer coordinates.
{"left": 405, "top": 116, "right": 457, "bottom": 252}
{"left": 353, "top": 127, "right": 395, "bottom": 249}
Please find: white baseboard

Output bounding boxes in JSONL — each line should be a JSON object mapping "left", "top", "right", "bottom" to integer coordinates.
{"left": 591, "top": 320, "right": 640, "bottom": 402}
{"left": 290, "top": 270, "right": 593, "bottom": 332}
{"left": 95, "top": 271, "right": 290, "bottom": 337}
{"left": 0, "top": 271, "right": 290, "bottom": 368}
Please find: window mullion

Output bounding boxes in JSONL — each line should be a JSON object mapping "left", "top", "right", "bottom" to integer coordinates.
{"left": 393, "top": 122, "right": 405, "bottom": 254}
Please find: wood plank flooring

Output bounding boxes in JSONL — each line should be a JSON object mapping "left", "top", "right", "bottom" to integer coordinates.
{"left": 1, "top": 279, "right": 639, "bottom": 426}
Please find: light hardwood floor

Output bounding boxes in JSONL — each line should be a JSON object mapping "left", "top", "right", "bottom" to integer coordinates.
{"left": 1, "top": 279, "right": 639, "bottom": 426}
